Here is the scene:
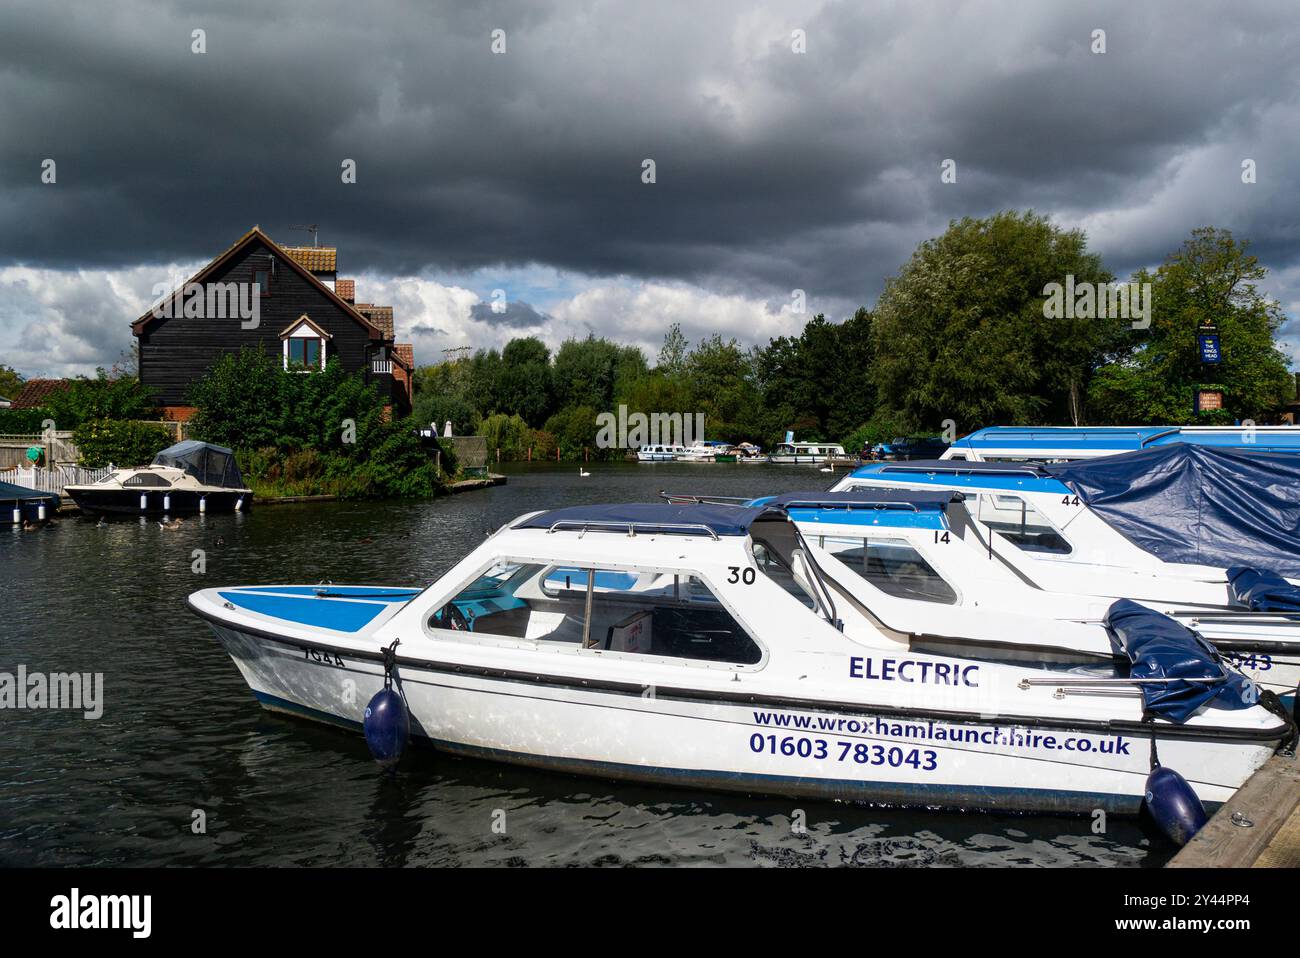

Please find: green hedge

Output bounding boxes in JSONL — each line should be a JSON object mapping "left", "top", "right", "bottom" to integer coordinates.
{"left": 72, "top": 419, "right": 173, "bottom": 468}
{"left": 0, "top": 407, "right": 53, "bottom": 434}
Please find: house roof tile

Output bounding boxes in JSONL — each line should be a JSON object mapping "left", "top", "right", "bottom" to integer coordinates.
{"left": 11, "top": 378, "right": 73, "bottom": 409}
{"left": 282, "top": 246, "right": 337, "bottom": 273}
{"left": 335, "top": 279, "right": 355, "bottom": 302}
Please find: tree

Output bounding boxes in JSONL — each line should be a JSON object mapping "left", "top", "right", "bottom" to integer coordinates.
{"left": 0, "top": 364, "right": 23, "bottom": 401}
{"left": 43, "top": 369, "right": 157, "bottom": 429}
{"left": 1088, "top": 227, "right": 1292, "bottom": 424}
{"left": 870, "top": 210, "right": 1122, "bottom": 432}
{"left": 758, "top": 309, "right": 876, "bottom": 444}
{"left": 657, "top": 323, "right": 688, "bottom": 375}
{"left": 495, "top": 337, "right": 555, "bottom": 424}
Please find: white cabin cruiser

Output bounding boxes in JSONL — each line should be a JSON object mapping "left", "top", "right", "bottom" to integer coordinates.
{"left": 770, "top": 441, "right": 847, "bottom": 464}
{"left": 65, "top": 440, "right": 251, "bottom": 516}
{"left": 824, "top": 449, "right": 1300, "bottom": 700}
{"left": 637, "top": 444, "right": 686, "bottom": 462}
{"left": 189, "top": 503, "right": 1290, "bottom": 817}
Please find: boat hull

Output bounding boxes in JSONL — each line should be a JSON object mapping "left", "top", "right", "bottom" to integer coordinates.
{"left": 201, "top": 620, "right": 1269, "bottom": 815}
{"left": 66, "top": 487, "right": 250, "bottom": 516}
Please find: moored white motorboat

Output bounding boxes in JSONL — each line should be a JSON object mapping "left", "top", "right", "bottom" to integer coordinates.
{"left": 821, "top": 450, "right": 1300, "bottom": 700}
{"left": 189, "top": 503, "right": 1292, "bottom": 817}
{"left": 636, "top": 444, "right": 686, "bottom": 462}
{"left": 65, "top": 440, "right": 251, "bottom": 516}
{"left": 770, "top": 440, "right": 848, "bottom": 465}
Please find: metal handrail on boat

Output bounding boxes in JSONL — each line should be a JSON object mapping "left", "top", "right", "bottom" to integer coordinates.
{"left": 546, "top": 518, "right": 721, "bottom": 540}
{"left": 657, "top": 491, "right": 751, "bottom": 505}
{"left": 1165, "top": 609, "right": 1300, "bottom": 622}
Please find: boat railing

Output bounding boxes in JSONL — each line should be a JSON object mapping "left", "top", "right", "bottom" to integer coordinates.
{"left": 1166, "top": 609, "right": 1300, "bottom": 623}
{"left": 545, "top": 518, "right": 721, "bottom": 540}
{"left": 1017, "top": 674, "right": 1229, "bottom": 699}
{"left": 878, "top": 463, "right": 1047, "bottom": 479}
{"left": 658, "top": 491, "right": 751, "bottom": 505}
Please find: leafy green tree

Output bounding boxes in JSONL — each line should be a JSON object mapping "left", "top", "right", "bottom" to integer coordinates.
{"left": 759, "top": 309, "right": 876, "bottom": 445}
{"left": 553, "top": 336, "right": 622, "bottom": 411}
{"left": 1088, "top": 227, "right": 1292, "bottom": 424}
{"left": 43, "top": 370, "right": 157, "bottom": 430}
{"left": 495, "top": 337, "right": 555, "bottom": 424}
{"left": 0, "top": 364, "right": 23, "bottom": 402}
{"left": 72, "top": 418, "right": 172, "bottom": 468}
{"left": 658, "top": 323, "right": 689, "bottom": 375}
{"left": 870, "top": 210, "right": 1121, "bottom": 432}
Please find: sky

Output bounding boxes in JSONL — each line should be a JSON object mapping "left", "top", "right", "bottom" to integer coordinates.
{"left": 2, "top": 0, "right": 1300, "bottom": 378}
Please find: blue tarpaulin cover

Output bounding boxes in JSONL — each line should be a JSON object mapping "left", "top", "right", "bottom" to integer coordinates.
{"left": 1106, "top": 599, "right": 1254, "bottom": 722}
{"left": 1044, "top": 445, "right": 1300, "bottom": 577}
{"left": 1227, "top": 566, "right": 1300, "bottom": 613}
{"left": 518, "top": 502, "right": 774, "bottom": 536}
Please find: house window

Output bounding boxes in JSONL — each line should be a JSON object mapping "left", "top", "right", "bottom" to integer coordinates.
{"left": 286, "top": 338, "right": 321, "bottom": 369}
{"left": 280, "top": 315, "right": 329, "bottom": 372}
{"left": 254, "top": 268, "right": 270, "bottom": 297}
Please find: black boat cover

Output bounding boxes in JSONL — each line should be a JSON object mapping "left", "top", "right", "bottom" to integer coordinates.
{"left": 1227, "top": 566, "right": 1300, "bottom": 613}
{"left": 151, "top": 441, "right": 244, "bottom": 488}
{"left": 1106, "top": 599, "right": 1254, "bottom": 722}
{"left": 1045, "top": 445, "right": 1300, "bottom": 578}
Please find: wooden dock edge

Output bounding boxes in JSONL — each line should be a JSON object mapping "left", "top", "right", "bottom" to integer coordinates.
{"left": 1167, "top": 751, "right": 1300, "bottom": 867}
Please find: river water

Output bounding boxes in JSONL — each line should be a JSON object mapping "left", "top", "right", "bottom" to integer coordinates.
{"left": 0, "top": 462, "right": 1170, "bottom": 867}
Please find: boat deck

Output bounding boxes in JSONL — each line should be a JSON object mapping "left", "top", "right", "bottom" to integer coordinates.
{"left": 1166, "top": 750, "right": 1300, "bottom": 867}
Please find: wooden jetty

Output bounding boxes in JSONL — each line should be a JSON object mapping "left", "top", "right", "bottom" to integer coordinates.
{"left": 1167, "top": 750, "right": 1300, "bottom": 867}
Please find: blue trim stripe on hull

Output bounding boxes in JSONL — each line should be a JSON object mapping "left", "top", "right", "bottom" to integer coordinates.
{"left": 249, "top": 690, "right": 1145, "bottom": 815}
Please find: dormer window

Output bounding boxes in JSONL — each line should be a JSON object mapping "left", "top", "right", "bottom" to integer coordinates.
{"left": 280, "top": 315, "right": 331, "bottom": 372}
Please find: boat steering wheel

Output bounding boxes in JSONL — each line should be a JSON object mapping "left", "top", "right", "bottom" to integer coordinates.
{"left": 438, "top": 602, "right": 472, "bottom": 631}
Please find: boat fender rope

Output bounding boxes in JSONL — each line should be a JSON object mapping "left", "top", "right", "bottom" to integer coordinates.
{"left": 382, "top": 639, "right": 401, "bottom": 690}
{"left": 1143, "top": 715, "right": 1160, "bottom": 771}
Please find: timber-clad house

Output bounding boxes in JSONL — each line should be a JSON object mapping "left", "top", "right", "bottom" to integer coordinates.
{"left": 132, "top": 226, "right": 414, "bottom": 421}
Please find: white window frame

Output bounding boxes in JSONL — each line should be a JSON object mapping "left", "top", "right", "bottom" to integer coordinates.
{"left": 281, "top": 315, "right": 329, "bottom": 373}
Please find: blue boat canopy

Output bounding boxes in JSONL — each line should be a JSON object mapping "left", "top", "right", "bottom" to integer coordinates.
{"left": 1105, "top": 600, "right": 1254, "bottom": 722}
{"left": 0, "top": 479, "right": 60, "bottom": 507}
{"left": 152, "top": 440, "right": 244, "bottom": 489}
{"left": 1045, "top": 446, "right": 1300, "bottom": 578}
{"left": 517, "top": 502, "right": 775, "bottom": 537}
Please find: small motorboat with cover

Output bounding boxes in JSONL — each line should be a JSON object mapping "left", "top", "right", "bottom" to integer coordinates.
{"left": 65, "top": 441, "right": 251, "bottom": 516}
{"left": 188, "top": 502, "right": 1293, "bottom": 820}
{"left": 822, "top": 447, "right": 1300, "bottom": 700}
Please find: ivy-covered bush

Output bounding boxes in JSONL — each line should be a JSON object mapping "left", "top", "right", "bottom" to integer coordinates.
{"left": 72, "top": 418, "right": 172, "bottom": 468}
{"left": 0, "top": 408, "right": 54, "bottom": 434}
{"left": 189, "top": 347, "right": 446, "bottom": 499}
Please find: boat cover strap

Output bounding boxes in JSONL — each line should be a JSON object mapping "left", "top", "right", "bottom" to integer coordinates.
{"left": 1227, "top": 566, "right": 1300, "bottom": 613}
{"left": 1105, "top": 599, "right": 1253, "bottom": 722}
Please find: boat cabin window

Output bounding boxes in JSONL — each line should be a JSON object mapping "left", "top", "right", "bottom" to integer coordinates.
{"left": 427, "top": 560, "right": 762, "bottom": 666}
{"left": 814, "top": 535, "right": 957, "bottom": 604}
{"left": 977, "top": 494, "right": 1072, "bottom": 555}
{"left": 123, "top": 472, "right": 172, "bottom": 487}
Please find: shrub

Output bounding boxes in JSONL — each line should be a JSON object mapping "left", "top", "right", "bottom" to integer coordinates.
{"left": 72, "top": 418, "right": 172, "bottom": 468}
{"left": 0, "top": 408, "right": 53, "bottom": 434}
{"left": 43, "top": 371, "right": 156, "bottom": 430}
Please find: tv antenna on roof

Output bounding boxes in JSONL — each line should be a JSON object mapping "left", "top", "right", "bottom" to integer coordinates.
{"left": 288, "top": 224, "right": 320, "bottom": 246}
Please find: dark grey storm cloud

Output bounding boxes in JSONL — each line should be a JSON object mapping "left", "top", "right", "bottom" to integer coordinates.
{"left": 1, "top": 0, "right": 1299, "bottom": 312}
{"left": 469, "top": 299, "right": 551, "bottom": 327}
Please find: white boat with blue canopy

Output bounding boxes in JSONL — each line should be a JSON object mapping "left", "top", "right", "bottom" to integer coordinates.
{"left": 943, "top": 425, "right": 1300, "bottom": 463}
{"left": 821, "top": 447, "right": 1300, "bottom": 700}
{"left": 189, "top": 501, "right": 1293, "bottom": 823}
